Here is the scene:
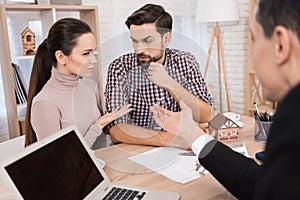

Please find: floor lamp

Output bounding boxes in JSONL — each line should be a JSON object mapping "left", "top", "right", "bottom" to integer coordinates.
{"left": 196, "top": 0, "right": 239, "bottom": 113}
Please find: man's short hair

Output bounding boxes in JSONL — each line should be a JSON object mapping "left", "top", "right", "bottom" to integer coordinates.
{"left": 125, "top": 4, "right": 172, "bottom": 36}
{"left": 257, "top": 0, "right": 300, "bottom": 39}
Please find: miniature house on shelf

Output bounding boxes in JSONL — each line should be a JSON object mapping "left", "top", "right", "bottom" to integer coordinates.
{"left": 21, "top": 27, "right": 36, "bottom": 56}
{"left": 208, "top": 113, "right": 240, "bottom": 142}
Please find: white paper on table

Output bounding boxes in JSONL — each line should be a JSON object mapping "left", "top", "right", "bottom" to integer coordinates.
{"left": 128, "top": 147, "right": 207, "bottom": 184}
{"left": 129, "top": 143, "right": 249, "bottom": 184}
{"left": 231, "top": 142, "right": 249, "bottom": 157}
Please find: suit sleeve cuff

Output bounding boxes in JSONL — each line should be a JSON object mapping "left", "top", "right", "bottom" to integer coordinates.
{"left": 191, "top": 134, "right": 215, "bottom": 156}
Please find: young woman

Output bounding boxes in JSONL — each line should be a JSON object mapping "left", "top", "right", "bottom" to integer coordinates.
{"left": 25, "top": 18, "right": 132, "bottom": 149}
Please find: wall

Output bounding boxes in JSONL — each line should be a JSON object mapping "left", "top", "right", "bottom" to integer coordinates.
{"left": 205, "top": 0, "right": 249, "bottom": 113}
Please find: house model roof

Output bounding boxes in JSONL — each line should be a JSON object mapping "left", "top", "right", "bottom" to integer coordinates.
{"left": 21, "top": 27, "right": 35, "bottom": 37}
{"left": 209, "top": 113, "right": 240, "bottom": 130}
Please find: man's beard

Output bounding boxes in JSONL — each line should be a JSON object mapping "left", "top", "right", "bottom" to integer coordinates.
{"left": 137, "top": 53, "right": 163, "bottom": 70}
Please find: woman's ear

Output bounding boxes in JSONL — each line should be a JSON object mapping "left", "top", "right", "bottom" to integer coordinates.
{"left": 272, "top": 26, "right": 291, "bottom": 66}
{"left": 55, "top": 50, "right": 66, "bottom": 65}
{"left": 163, "top": 32, "right": 172, "bottom": 47}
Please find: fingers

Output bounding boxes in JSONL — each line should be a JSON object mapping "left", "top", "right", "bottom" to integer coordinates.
{"left": 152, "top": 108, "right": 164, "bottom": 127}
{"left": 112, "top": 104, "right": 133, "bottom": 120}
{"left": 148, "top": 62, "right": 162, "bottom": 71}
{"left": 150, "top": 105, "right": 166, "bottom": 127}
{"left": 113, "top": 104, "right": 132, "bottom": 113}
{"left": 113, "top": 103, "right": 131, "bottom": 110}
{"left": 96, "top": 113, "right": 114, "bottom": 129}
{"left": 148, "top": 63, "right": 165, "bottom": 78}
{"left": 119, "top": 104, "right": 133, "bottom": 113}
{"left": 96, "top": 104, "right": 133, "bottom": 129}
{"left": 199, "top": 123, "right": 209, "bottom": 133}
{"left": 112, "top": 107, "right": 120, "bottom": 113}
{"left": 150, "top": 104, "right": 172, "bottom": 116}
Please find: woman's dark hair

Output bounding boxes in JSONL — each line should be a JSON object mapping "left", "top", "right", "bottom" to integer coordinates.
{"left": 25, "top": 18, "right": 93, "bottom": 146}
{"left": 125, "top": 4, "right": 172, "bottom": 36}
{"left": 257, "top": 0, "right": 300, "bottom": 39}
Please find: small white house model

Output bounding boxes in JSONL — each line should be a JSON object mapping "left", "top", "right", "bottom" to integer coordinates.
{"left": 208, "top": 113, "right": 241, "bottom": 142}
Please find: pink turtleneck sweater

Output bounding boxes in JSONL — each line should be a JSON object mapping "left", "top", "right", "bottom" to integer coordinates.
{"left": 31, "top": 67, "right": 106, "bottom": 149}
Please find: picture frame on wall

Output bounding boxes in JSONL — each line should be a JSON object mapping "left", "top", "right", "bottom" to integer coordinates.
{"left": 6, "top": 0, "right": 37, "bottom": 4}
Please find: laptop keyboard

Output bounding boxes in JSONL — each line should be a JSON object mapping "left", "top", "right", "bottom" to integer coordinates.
{"left": 103, "top": 187, "right": 146, "bottom": 200}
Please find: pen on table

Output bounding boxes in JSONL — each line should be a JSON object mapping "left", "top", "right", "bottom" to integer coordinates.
{"left": 179, "top": 152, "right": 196, "bottom": 156}
{"left": 263, "top": 110, "right": 269, "bottom": 121}
{"left": 254, "top": 101, "right": 261, "bottom": 118}
{"left": 254, "top": 111, "right": 260, "bottom": 120}
{"left": 253, "top": 103, "right": 268, "bottom": 138}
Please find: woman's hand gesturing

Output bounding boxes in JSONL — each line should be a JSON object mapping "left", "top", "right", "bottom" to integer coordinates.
{"left": 96, "top": 104, "right": 133, "bottom": 129}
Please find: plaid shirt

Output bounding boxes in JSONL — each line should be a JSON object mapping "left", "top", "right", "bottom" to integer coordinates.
{"left": 105, "top": 48, "right": 214, "bottom": 130}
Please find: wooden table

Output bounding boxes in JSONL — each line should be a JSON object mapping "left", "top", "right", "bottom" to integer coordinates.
{"left": 94, "top": 115, "right": 264, "bottom": 200}
{"left": 0, "top": 115, "right": 264, "bottom": 200}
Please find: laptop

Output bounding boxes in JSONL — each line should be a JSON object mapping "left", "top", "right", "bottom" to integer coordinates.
{"left": 0, "top": 125, "right": 180, "bottom": 200}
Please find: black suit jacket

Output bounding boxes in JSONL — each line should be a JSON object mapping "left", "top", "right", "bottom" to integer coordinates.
{"left": 199, "top": 83, "right": 300, "bottom": 200}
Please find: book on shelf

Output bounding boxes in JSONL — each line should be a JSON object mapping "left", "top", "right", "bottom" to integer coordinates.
{"left": 12, "top": 63, "right": 28, "bottom": 105}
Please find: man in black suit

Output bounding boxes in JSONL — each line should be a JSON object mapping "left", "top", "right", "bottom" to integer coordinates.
{"left": 150, "top": 0, "right": 300, "bottom": 199}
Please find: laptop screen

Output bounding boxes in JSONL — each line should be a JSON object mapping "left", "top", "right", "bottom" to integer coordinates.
{"left": 4, "top": 130, "right": 104, "bottom": 200}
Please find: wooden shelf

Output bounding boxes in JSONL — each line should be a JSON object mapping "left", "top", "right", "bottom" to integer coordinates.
{"left": 12, "top": 55, "right": 35, "bottom": 60}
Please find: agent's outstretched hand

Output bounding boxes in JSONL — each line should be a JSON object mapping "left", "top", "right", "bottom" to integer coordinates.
{"left": 151, "top": 100, "right": 204, "bottom": 149}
